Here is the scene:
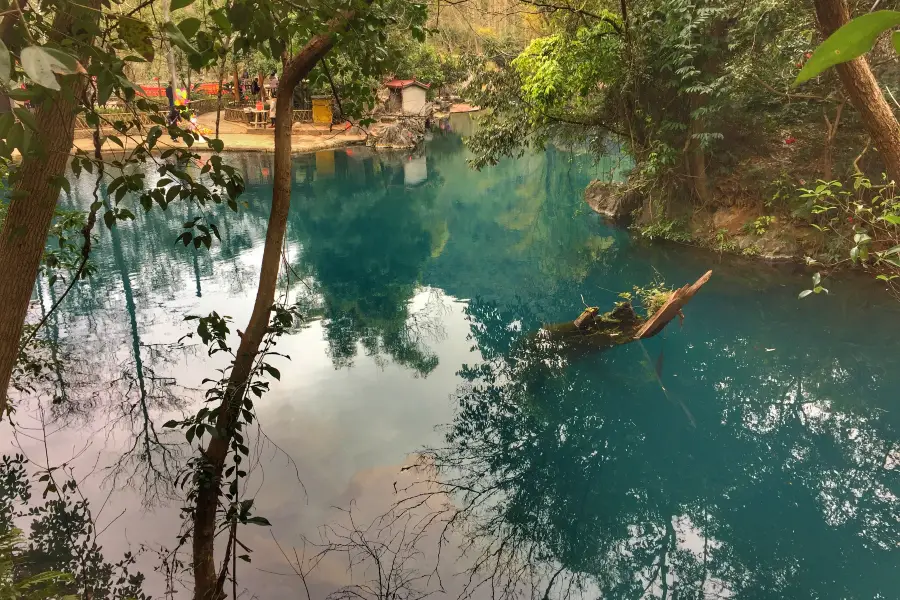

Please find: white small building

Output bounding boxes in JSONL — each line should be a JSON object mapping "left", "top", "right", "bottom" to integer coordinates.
{"left": 385, "top": 79, "right": 430, "bottom": 115}
{"left": 404, "top": 154, "right": 427, "bottom": 186}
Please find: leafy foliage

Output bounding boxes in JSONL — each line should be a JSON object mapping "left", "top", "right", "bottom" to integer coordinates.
{"left": 0, "top": 455, "right": 149, "bottom": 600}
{"left": 795, "top": 10, "right": 900, "bottom": 84}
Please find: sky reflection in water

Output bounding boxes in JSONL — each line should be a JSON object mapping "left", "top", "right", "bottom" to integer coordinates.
{"left": 8, "top": 131, "right": 900, "bottom": 599}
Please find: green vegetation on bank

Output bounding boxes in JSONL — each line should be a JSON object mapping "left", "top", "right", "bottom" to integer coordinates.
{"left": 455, "top": 0, "right": 900, "bottom": 298}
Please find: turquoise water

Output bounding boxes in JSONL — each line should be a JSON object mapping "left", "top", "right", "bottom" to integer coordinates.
{"left": 28, "top": 133, "right": 900, "bottom": 598}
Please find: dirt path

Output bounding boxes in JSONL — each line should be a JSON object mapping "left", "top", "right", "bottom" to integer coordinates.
{"left": 72, "top": 129, "right": 366, "bottom": 155}
{"left": 195, "top": 111, "right": 246, "bottom": 134}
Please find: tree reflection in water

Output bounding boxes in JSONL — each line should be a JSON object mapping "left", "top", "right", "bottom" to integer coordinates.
{"left": 403, "top": 295, "right": 900, "bottom": 600}
{"left": 290, "top": 149, "right": 449, "bottom": 376}
{"left": 9, "top": 140, "right": 899, "bottom": 598}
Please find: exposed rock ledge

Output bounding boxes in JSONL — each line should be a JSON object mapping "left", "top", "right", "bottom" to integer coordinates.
{"left": 583, "top": 180, "right": 641, "bottom": 223}
{"left": 583, "top": 179, "right": 824, "bottom": 262}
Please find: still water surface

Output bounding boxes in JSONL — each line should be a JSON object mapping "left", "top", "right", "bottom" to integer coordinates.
{"left": 16, "top": 132, "right": 900, "bottom": 598}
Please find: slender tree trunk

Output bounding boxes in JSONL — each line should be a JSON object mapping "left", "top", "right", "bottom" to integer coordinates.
{"left": 0, "top": 1, "right": 100, "bottom": 417}
{"left": 107, "top": 190, "right": 148, "bottom": 404}
{"left": 822, "top": 100, "right": 844, "bottom": 181}
{"left": 684, "top": 95, "right": 711, "bottom": 204}
{"left": 814, "top": 0, "right": 900, "bottom": 183}
{"left": 191, "top": 15, "right": 366, "bottom": 600}
{"left": 163, "top": 0, "right": 179, "bottom": 99}
{"left": 232, "top": 60, "right": 240, "bottom": 103}
{"left": 215, "top": 52, "right": 228, "bottom": 139}
{"left": 257, "top": 72, "right": 267, "bottom": 101}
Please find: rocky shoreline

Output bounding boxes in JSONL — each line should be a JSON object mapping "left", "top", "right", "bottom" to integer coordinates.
{"left": 584, "top": 179, "right": 825, "bottom": 263}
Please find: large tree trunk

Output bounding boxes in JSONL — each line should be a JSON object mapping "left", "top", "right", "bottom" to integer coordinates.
{"left": 191, "top": 15, "right": 366, "bottom": 600}
{"left": 0, "top": 1, "right": 100, "bottom": 418}
{"left": 814, "top": 0, "right": 900, "bottom": 183}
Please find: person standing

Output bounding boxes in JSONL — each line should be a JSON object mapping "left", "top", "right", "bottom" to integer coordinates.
{"left": 269, "top": 71, "right": 279, "bottom": 97}
{"left": 165, "top": 84, "right": 174, "bottom": 110}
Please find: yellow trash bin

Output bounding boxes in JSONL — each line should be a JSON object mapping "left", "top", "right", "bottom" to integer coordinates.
{"left": 311, "top": 97, "right": 333, "bottom": 125}
{"left": 316, "top": 151, "right": 335, "bottom": 177}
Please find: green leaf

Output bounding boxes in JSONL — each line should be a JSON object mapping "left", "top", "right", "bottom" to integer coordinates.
{"left": 0, "top": 111, "right": 14, "bottom": 138}
{"left": 51, "top": 175, "right": 70, "bottom": 195}
{"left": 812, "top": 272, "right": 821, "bottom": 286}
{"left": 97, "top": 69, "right": 116, "bottom": 105}
{"left": 208, "top": 138, "right": 224, "bottom": 153}
{"left": 795, "top": 11, "right": 900, "bottom": 85}
{"left": 0, "top": 38, "right": 11, "bottom": 83}
{"left": 171, "top": 0, "right": 197, "bottom": 9}
{"left": 118, "top": 17, "right": 155, "bottom": 62}
{"left": 20, "top": 46, "right": 83, "bottom": 91}
{"left": 6, "top": 121, "right": 23, "bottom": 151}
{"left": 881, "top": 213, "right": 900, "bottom": 225}
{"left": 798, "top": 289, "right": 813, "bottom": 299}
{"left": 853, "top": 232, "right": 872, "bottom": 245}
{"left": 13, "top": 107, "right": 37, "bottom": 132}
{"left": 178, "top": 17, "right": 202, "bottom": 40}
{"left": 210, "top": 8, "right": 232, "bottom": 34}
{"left": 881, "top": 244, "right": 900, "bottom": 257}
{"left": 187, "top": 50, "right": 209, "bottom": 70}
{"left": 894, "top": 30, "right": 900, "bottom": 54}
{"left": 246, "top": 516, "right": 272, "bottom": 526}
{"left": 164, "top": 21, "right": 199, "bottom": 55}
{"left": 6, "top": 88, "right": 37, "bottom": 101}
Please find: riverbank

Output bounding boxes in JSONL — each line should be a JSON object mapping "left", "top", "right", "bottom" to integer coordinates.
{"left": 584, "top": 179, "right": 823, "bottom": 260}
{"left": 70, "top": 111, "right": 367, "bottom": 155}
{"left": 582, "top": 173, "right": 900, "bottom": 306}
{"left": 71, "top": 131, "right": 367, "bottom": 155}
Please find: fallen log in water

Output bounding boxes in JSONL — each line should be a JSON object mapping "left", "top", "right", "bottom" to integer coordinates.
{"left": 537, "top": 270, "right": 713, "bottom": 355}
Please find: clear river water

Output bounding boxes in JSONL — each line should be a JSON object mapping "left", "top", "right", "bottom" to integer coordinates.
{"left": 13, "top": 130, "right": 900, "bottom": 598}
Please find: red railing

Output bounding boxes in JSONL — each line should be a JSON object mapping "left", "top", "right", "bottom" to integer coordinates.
{"left": 139, "top": 82, "right": 224, "bottom": 97}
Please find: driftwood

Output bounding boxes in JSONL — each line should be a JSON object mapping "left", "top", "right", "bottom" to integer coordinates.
{"left": 537, "top": 270, "right": 713, "bottom": 355}
{"left": 635, "top": 270, "right": 712, "bottom": 339}
{"left": 573, "top": 307, "right": 599, "bottom": 330}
